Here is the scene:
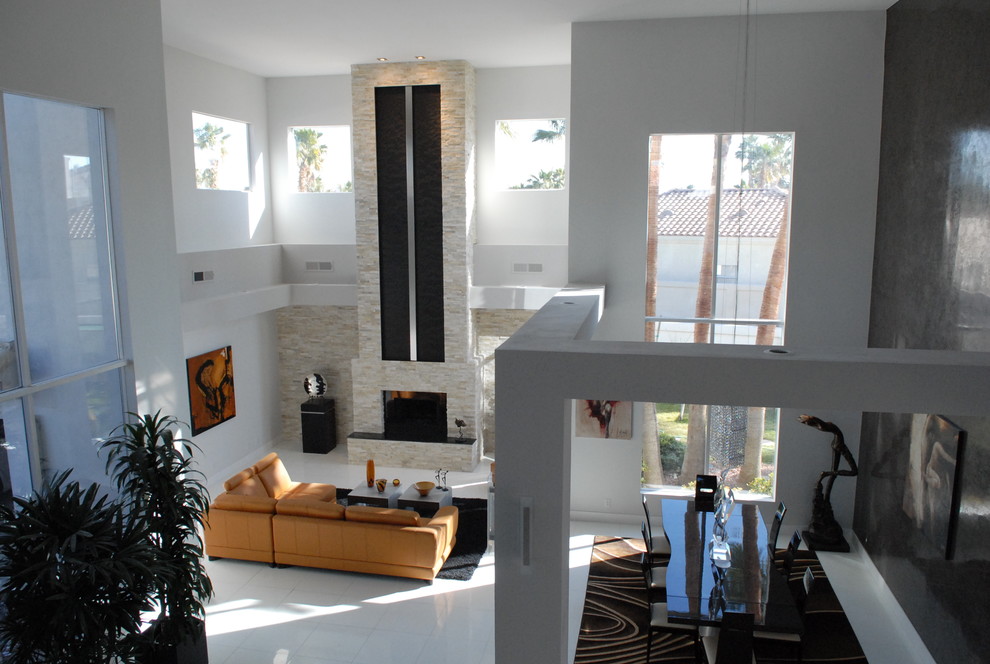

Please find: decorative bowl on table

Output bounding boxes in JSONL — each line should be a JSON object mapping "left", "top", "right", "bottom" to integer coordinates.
{"left": 414, "top": 481, "right": 435, "bottom": 497}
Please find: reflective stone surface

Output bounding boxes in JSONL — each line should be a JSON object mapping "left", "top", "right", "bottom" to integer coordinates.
{"left": 861, "top": 1, "right": 990, "bottom": 661}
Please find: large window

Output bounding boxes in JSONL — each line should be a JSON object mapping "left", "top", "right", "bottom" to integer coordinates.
{"left": 643, "top": 132, "right": 794, "bottom": 498}
{"left": 0, "top": 92, "right": 128, "bottom": 496}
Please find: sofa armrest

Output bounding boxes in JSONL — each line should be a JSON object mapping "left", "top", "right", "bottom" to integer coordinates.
{"left": 425, "top": 506, "right": 459, "bottom": 550}
{"left": 212, "top": 492, "right": 277, "bottom": 514}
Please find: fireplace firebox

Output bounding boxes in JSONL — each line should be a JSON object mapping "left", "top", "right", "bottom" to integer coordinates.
{"left": 383, "top": 391, "right": 447, "bottom": 442}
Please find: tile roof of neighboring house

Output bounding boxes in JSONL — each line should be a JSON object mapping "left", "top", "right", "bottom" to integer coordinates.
{"left": 656, "top": 188, "right": 788, "bottom": 238}
{"left": 68, "top": 206, "right": 96, "bottom": 240}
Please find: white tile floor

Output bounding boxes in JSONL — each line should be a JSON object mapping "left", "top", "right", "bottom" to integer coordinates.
{"left": 202, "top": 445, "right": 932, "bottom": 664}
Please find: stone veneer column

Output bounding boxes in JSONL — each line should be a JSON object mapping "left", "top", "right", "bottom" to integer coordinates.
{"left": 350, "top": 60, "right": 480, "bottom": 441}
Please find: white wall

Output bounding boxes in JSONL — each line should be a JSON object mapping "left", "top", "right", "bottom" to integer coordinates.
{"left": 165, "top": 46, "right": 274, "bottom": 253}
{"left": 182, "top": 314, "right": 280, "bottom": 479}
{"left": 476, "top": 66, "right": 571, "bottom": 246}
{"left": 266, "top": 75, "right": 356, "bottom": 245}
{"left": 568, "top": 13, "right": 885, "bottom": 346}
{"left": 0, "top": 0, "right": 186, "bottom": 421}
{"left": 165, "top": 49, "right": 285, "bottom": 471}
{"left": 564, "top": 12, "right": 885, "bottom": 541}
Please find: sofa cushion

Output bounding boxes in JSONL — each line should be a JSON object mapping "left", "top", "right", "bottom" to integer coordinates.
{"left": 213, "top": 492, "right": 277, "bottom": 514}
{"left": 345, "top": 505, "right": 421, "bottom": 527}
{"left": 276, "top": 499, "right": 345, "bottom": 519}
{"left": 254, "top": 453, "right": 294, "bottom": 498}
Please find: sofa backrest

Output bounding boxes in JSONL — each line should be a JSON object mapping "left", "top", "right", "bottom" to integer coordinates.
{"left": 253, "top": 453, "right": 294, "bottom": 498}
{"left": 223, "top": 468, "right": 268, "bottom": 497}
{"left": 345, "top": 505, "right": 421, "bottom": 527}
{"left": 213, "top": 492, "right": 276, "bottom": 513}
{"left": 276, "top": 499, "right": 345, "bottom": 519}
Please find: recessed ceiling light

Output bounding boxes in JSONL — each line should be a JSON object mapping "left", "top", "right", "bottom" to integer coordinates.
{"left": 377, "top": 57, "right": 388, "bottom": 62}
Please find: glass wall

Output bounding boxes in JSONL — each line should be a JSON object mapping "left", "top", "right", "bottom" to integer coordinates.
{"left": 0, "top": 92, "right": 128, "bottom": 495}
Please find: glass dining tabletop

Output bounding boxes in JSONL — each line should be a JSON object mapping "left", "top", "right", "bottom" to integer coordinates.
{"left": 660, "top": 498, "right": 804, "bottom": 634}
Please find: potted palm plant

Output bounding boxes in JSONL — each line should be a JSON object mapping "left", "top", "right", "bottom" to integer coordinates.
{"left": 102, "top": 411, "right": 213, "bottom": 664}
{"left": 0, "top": 471, "right": 160, "bottom": 663}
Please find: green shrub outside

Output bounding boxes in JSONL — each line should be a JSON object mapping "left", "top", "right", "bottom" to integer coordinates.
{"left": 659, "top": 433, "right": 685, "bottom": 474}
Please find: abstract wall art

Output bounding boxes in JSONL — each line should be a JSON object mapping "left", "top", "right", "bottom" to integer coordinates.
{"left": 575, "top": 400, "right": 633, "bottom": 439}
{"left": 186, "top": 346, "right": 236, "bottom": 435}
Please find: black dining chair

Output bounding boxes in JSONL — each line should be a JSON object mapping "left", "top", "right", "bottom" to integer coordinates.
{"left": 767, "top": 501, "right": 786, "bottom": 558}
{"left": 642, "top": 496, "right": 671, "bottom": 563}
{"left": 702, "top": 611, "right": 756, "bottom": 664}
{"left": 778, "top": 529, "right": 802, "bottom": 576}
{"left": 640, "top": 544, "right": 667, "bottom": 602}
{"left": 642, "top": 563, "right": 699, "bottom": 663}
{"left": 753, "top": 566, "right": 816, "bottom": 662}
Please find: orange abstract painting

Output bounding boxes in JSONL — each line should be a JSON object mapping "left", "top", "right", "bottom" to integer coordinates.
{"left": 186, "top": 346, "right": 236, "bottom": 435}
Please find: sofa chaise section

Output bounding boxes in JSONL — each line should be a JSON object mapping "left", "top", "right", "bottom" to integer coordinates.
{"left": 204, "top": 454, "right": 336, "bottom": 564}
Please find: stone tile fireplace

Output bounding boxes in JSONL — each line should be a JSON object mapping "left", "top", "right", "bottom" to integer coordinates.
{"left": 346, "top": 60, "right": 481, "bottom": 472}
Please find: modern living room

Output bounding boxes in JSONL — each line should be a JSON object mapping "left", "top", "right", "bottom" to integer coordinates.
{"left": 1, "top": 1, "right": 988, "bottom": 664}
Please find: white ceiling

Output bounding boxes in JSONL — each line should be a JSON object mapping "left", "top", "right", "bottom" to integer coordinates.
{"left": 160, "top": 0, "right": 896, "bottom": 78}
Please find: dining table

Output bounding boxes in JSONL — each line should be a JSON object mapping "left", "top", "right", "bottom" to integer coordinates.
{"left": 661, "top": 498, "right": 804, "bottom": 635}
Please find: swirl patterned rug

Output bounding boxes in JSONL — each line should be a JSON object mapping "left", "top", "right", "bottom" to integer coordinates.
{"left": 575, "top": 536, "right": 696, "bottom": 664}
{"left": 573, "top": 536, "right": 868, "bottom": 664}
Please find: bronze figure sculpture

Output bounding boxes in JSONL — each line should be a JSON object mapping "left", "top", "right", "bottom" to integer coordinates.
{"left": 799, "top": 414, "right": 858, "bottom": 552}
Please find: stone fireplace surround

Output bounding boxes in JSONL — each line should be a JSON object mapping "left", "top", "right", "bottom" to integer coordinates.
{"left": 346, "top": 60, "right": 481, "bottom": 471}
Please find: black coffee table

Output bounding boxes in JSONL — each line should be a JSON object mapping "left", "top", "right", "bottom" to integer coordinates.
{"left": 397, "top": 485, "right": 452, "bottom": 516}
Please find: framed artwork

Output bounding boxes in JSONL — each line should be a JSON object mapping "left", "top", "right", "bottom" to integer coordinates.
{"left": 901, "top": 413, "right": 965, "bottom": 559}
{"left": 186, "top": 346, "right": 236, "bottom": 436}
{"left": 575, "top": 400, "right": 633, "bottom": 439}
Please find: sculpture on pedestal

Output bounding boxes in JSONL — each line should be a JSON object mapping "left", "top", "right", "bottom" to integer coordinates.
{"left": 798, "top": 414, "right": 859, "bottom": 552}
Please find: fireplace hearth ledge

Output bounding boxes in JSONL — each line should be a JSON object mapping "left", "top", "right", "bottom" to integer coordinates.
{"left": 346, "top": 432, "right": 481, "bottom": 472}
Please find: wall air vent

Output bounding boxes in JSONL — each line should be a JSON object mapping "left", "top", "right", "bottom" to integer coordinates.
{"left": 512, "top": 263, "right": 544, "bottom": 273}
{"left": 305, "top": 261, "right": 334, "bottom": 271}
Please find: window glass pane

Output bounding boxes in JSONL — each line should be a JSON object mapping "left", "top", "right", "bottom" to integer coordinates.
{"left": 0, "top": 190, "right": 20, "bottom": 392}
{"left": 34, "top": 368, "right": 125, "bottom": 489}
{"left": 192, "top": 112, "right": 250, "bottom": 191}
{"left": 647, "top": 132, "right": 791, "bottom": 346}
{"left": 0, "top": 400, "right": 32, "bottom": 501}
{"left": 646, "top": 402, "right": 777, "bottom": 499}
{"left": 3, "top": 94, "right": 120, "bottom": 382}
{"left": 495, "top": 118, "right": 566, "bottom": 190}
{"left": 290, "top": 125, "right": 352, "bottom": 193}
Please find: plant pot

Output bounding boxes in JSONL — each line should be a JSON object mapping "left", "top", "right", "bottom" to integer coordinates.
{"left": 140, "top": 617, "right": 208, "bottom": 664}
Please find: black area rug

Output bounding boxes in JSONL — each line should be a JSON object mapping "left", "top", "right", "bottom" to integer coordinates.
{"left": 336, "top": 489, "right": 488, "bottom": 581}
{"left": 574, "top": 537, "right": 868, "bottom": 664}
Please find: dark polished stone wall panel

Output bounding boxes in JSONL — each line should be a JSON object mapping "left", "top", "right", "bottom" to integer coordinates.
{"left": 412, "top": 85, "right": 445, "bottom": 362}
{"left": 375, "top": 85, "right": 411, "bottom": 361}
{"left": 860, "top": 1, "right": 990, "bottom": 662}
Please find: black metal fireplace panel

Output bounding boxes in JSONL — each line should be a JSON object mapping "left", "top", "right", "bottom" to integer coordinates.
{"left": 374, "top": 84, "right": 444, "bottom": 363}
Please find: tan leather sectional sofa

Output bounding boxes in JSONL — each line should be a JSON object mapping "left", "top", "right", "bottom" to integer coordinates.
{"left": 204, "top": 453, "right": 459, "bottom": 581}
